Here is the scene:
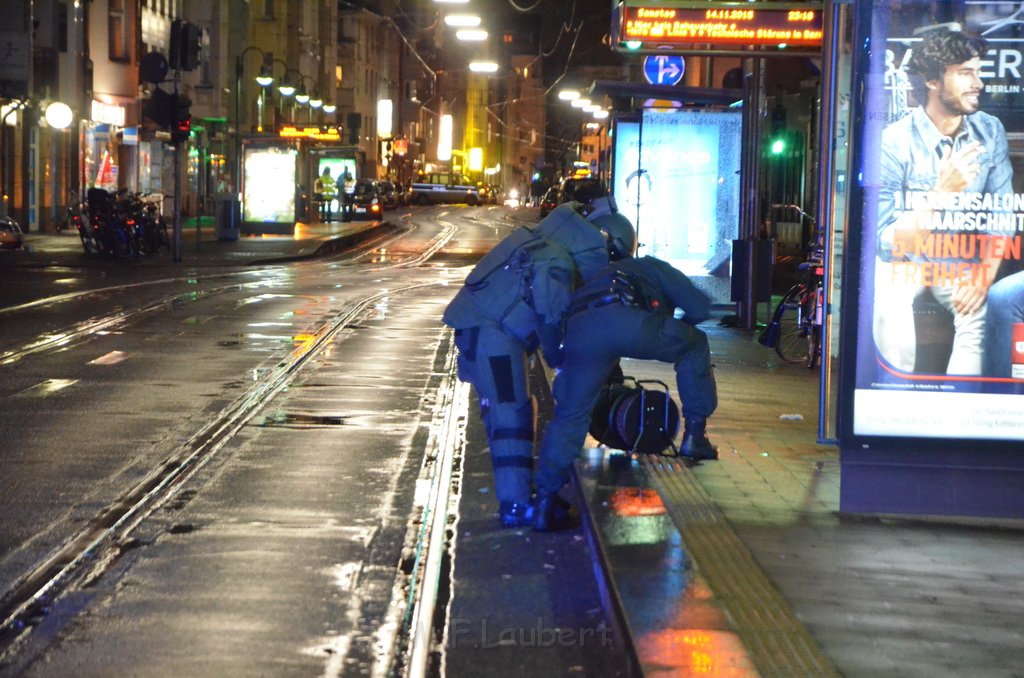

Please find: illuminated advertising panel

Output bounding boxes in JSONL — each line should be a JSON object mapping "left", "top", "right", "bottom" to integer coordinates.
{"left": 846, "top": 0, "right": 1024, "bottom": 442}
{"left": 614, "top": 1, "right": 823, "bottom": 53}
{"left": 611, "top": 110, "right": 741, "bottom": 300}
{"left": 242, "top": 146, "right": 297, "bottom": 225}
{"left": 318, "top": 157, "right": 357, "bottom": 194}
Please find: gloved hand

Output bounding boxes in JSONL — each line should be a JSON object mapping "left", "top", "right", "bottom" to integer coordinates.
{"left": 544, "top": 343, "right": 565, "bottom": 369}
{"left": 538, "top": 323, "right": 564, "bottom": 368}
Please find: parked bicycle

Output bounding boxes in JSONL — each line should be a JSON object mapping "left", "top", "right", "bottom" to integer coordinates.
{"left": 77, "top": 188, "right": 168, "bottom": 260}
{"left": 758, "top": 205, "right": 824, "bottom": 369}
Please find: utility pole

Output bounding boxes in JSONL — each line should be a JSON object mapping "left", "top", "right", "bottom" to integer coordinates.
{"left": 172, "top": 70, "right": 183, "bottom": 263}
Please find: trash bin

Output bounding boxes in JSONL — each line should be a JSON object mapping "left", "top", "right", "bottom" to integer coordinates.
{"left": 215, "top": 195, "right": 240, "bottom": 241}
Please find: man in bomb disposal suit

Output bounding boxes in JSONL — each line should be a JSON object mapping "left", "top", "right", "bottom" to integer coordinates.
{"left": 534, "top": 215, "right": 719, "bottom": 531}
{"left": 442, "top": 200, "right": 614, "bottom": 527}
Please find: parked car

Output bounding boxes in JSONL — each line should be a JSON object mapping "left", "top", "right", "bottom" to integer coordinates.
{"left": 350, "top": 179, "right": 384, "bottom": 220}
{"left": 538, "top": 187, "right": 559, "bottom": 218}
{"left": 378, "top": 180, "right": 400, "bottom": 210}
{"left": 558, "top": 176, "right": 604, "bottom": 204}
{"left": 0, "top": 216, "right": 24, "bottom": 250}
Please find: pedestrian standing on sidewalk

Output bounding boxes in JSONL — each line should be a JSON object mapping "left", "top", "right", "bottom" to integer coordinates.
{"left": 314, "top": 168, "right": 337, "bottom": 222}
{"left": 443, "top": 198, "right": 616, "bottom": 527}
{"left": 533, "top": 215, "right": 719, "bottom": 531}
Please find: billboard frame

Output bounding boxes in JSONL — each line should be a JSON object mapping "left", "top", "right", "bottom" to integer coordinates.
{"left": 839, "top": 0, "right": 1024, "bottom": 519}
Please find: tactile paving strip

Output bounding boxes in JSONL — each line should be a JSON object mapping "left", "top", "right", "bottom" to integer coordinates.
{"left": 641, "top": 455, "right": 841, "bottom": 677}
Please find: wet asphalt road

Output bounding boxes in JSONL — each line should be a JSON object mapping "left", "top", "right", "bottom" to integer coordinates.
{"left": 0, "top": 206, "right": 559, "bottom": 675}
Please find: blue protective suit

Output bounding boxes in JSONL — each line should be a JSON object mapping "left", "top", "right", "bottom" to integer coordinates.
{"left": 535, "top": 256, "right": 719, "bottom": 494}
{"left": 442, "top": 204, "right": 609, "bottom": 506}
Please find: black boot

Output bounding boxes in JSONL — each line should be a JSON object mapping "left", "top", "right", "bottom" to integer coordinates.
{"left": 499, "top": 500, "right": 535, "bottom": 528}
{"left": 680, "top": 432, "right": 718, "bottom": 461}
{"left": 532, "top": 492, "right": 579, "bottom": 532}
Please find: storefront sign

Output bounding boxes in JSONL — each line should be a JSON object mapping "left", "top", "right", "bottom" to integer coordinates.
{"left": 91, "top": 100, "right": 126, "bottom": 127}
{"left": 846, "top": 0, "right": 1024, "bottom": 441}
{"left": 279, "top": 125, "right": 341, "bottom": 141}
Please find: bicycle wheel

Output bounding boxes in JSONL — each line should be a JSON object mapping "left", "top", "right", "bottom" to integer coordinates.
{"left": 775, "top": 283, "right": 810, "bottom": 364}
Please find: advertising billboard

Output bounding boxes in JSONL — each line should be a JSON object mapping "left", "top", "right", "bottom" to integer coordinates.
{"left": 317, "top": 157, "right": 357, "bottom": 195}
{"left": 242, "top": 146, "right": 297, "bottom": 225}
{"left": 611, "top": 109, "right": 741, "bottom": 298}
{"left": 847, "top": 0, "right": 1024, "bottom": 442}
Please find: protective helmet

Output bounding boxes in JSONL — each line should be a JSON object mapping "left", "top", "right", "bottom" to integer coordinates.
{"left": 592, "top": 212, "right": 637, "bottom": 260}
{"left": 582, "top": 195, "right": 618, "bottom": 223}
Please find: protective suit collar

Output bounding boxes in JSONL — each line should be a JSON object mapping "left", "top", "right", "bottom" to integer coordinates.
{"left": 534, "top": 204, "right": 609, "bottom": 281}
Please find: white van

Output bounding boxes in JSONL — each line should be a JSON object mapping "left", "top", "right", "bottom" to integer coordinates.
{"left": 409, "top": 173, "right": 481, "bottom": 206}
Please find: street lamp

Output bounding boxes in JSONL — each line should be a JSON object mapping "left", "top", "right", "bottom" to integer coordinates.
{"left": 456, "top": 29, "right": 488, "bottom": 41}
{"left": 43, "top": 101, "right": 74, "bottom": 129}
{"left": 444, "top": 14, "right": 481, "bottom": 27}
{"left": 468, "top": 61, "right": 499, "bottom": 73}
{"left": 234, "top": 46, "right": 272, "bottom": 195}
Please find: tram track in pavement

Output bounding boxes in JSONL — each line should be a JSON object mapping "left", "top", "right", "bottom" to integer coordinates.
{"left": 0, "top": 280, "right": 453, "bottom": 661}
{"left": 0, "top": 209, "right": 511, "bottom": 676}
{"left": 0, "top": 217, "right": 458, "bottom": 367}
{"left": 0, "top": 215, "right": 471, "bottom": 670}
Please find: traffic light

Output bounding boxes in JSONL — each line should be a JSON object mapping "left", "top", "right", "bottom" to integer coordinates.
{"left": 142, "top": 86, "right": 174, "bottom": 128}
{"left": 171, "top": 93, "right": 192, "bottom": 144}
{"left": 170, "top": 20, "right": 201, "bottom": 71}
{"left": 769, "top": 135, "right": 787, "bottom": 156}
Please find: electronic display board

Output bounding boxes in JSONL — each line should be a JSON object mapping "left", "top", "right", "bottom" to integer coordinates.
{"left": 614, "top": 1, "right": 823, "bottom": 53}
{"left": 844, "top": 0, "right": 1024, "bottom": 443}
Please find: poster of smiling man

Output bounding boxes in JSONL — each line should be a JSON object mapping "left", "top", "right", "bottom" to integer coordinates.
{"left": 850, "top": 0, "right": 1024, "bottom": 440}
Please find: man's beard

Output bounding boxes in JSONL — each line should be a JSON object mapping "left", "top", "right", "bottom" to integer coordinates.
{"left": 937, "top": 87, "right": 981, "bottom": 116}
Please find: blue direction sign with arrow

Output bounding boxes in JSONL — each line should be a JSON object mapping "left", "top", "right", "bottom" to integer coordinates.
{"left": 643, "top": 55, "right": 685, "bottom": 86}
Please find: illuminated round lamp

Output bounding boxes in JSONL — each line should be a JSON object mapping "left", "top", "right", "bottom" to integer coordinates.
{"left": 295, "top": 87, "right": 310, "bottom": 105}
{"left": 583, "top": 103, "right": 602, "bottom": 113}
{"left": 622, "top": 40, "right": 643, "bottom": 50}
{"left": 44, "top": 101, "right": 73, "bottom": 129}
{"left": 255, "top": 65, "right": 274, "bottom": 87}
{"left": 456, "top": 29, "right": 488, "bottom": 41}
{"left": 322, "top": 104, "right": 337, "bottom": 114}
{"left": 558, "top": 89, "right": 581, "bottom": 101}
{"left": 570, "top": 98, "right": 592, "bottom": 108}
{"left": 444, "top": 14, "right": 481, "bottom": 27}
{"left": 593, "top": 109, "right": 610, "bottom": 120}
{"left": 468, "top": 61, "right": 499, "bottom": 73}
{"left": 278, "top": 81, "right": 296, "bottom": 97}
{"left": 309, "top": 93, "right": 323, "bottom": 109}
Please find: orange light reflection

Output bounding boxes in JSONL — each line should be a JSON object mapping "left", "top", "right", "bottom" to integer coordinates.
{"left": 609, "top": 487, "right": 667, "bottom": 517}
{"left": 636, "top": 628, "right": 758, "bottom": 677}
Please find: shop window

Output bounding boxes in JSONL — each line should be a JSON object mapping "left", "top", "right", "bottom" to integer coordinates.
{"left": 109, "top": 0, "right": 129, "bottom": 62}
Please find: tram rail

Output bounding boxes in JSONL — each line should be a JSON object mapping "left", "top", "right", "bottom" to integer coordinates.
{"left": 0, "top": 217, "right": 469, "bottom": 670}
{"left": 0, "top": 282, "right": 449, "bottom": 662}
